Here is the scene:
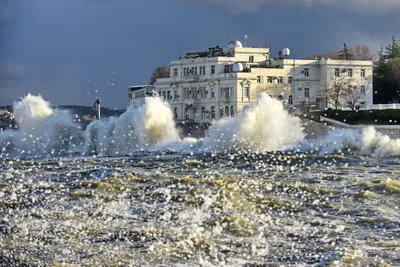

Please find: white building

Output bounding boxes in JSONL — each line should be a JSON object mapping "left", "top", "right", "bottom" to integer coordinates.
{"left": 153, "top": 40, "right": 373, "bottom": 123}
{"left": 128, "top": 85, "right": 158, "bottom": 107}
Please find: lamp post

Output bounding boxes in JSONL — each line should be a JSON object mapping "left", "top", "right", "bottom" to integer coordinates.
{"left": 96, "top": 97, "right": 101, "bottom": 120}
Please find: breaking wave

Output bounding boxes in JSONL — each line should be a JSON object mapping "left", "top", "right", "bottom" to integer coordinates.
{"left": 306, "top": 126, "right": 400, "bottom": 157}
{"left": 203, "top": 93, "right": 306, "bottom": 153}
{"left": 2, "top": 93, "right": 400, "bottom": 157}
{"left": 83, "top": 97, "right": 179, "bottom": 155}
{"left": 0, "top": 94, "right": 83, "bottom": 154}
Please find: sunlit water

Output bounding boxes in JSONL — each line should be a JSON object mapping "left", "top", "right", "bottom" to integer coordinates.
{"left": 0, "top": 94, "right": 399, "bottom": 266}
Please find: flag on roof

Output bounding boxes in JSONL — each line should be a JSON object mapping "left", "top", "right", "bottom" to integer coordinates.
{"left": 244, "top": 35, "right": 248, "bottom": 40}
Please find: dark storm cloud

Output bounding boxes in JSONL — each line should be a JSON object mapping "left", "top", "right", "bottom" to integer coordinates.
{"left": 0, "top": 0, "right": 399, "bottom": 108}
{"left": 186, "top": 0, "right": 400, "bottom": 14}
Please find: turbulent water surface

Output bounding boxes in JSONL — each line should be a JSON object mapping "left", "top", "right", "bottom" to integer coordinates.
{"left": 1, "top": 94, "right": 400, "bottom": 266}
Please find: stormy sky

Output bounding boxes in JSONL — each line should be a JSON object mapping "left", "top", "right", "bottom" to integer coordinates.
{"left": 0, "top": 0, "right": 399, "bottom": 108}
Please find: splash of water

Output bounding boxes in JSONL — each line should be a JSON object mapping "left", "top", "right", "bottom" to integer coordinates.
{"left": 0, "top": 94, "right": 83, "bottom": 154}
{"left": 83, "top": 97, "right": 179, "bottom": 155}
{"left": 4, "top": 93, "right": 400, "bottom": 157}
{"left": 305, "top": 126, "right": 400, "bottom": 157}
{"left": 202, "top": 93, "right": 305, "bottom": 153}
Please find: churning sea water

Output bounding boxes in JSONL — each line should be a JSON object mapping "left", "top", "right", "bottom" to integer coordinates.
{"left": 0, "top": 94, "right": 399, "bottom": 266}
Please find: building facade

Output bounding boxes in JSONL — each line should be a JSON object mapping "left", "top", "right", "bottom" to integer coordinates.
{"left": 153, "top": 41, "right": 373, "bottom": 123}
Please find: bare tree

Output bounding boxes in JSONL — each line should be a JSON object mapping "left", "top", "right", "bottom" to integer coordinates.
{"left": 149, "top": 66, "right": 170, "bottom": 85}
{"left": 343, "top": 85, "right": 363, "bottom": 111}
{"left": 324, "top": 51, "right": 340, "bottom": 60}
{"left": 353, "top": 45, "right": 374, "bottom": 61}
{"left": 319, "top": 76, "right": 352, "bottom": 110}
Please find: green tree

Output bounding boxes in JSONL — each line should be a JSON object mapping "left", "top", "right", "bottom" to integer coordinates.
{"left": 383, "top": 36, "right": 400, "bottom": 60}
{"left": 373, "top": 38, "right": 400, "bottom": 104}
{"left": 338, "top": 43, "right": 354, "bottom": 60}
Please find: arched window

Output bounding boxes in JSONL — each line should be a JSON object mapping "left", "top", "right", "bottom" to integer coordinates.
{"left": 211, "top": 106, "right": 215, "bottom": 119}
{"left": 288, "top": 95, "right": 293, "bottom": 105}
{"left": 174, "top": 107, "right": 178, "bottom": 119}
{"left": 220, "top": 107, "right": 224, "bottom": 117}
{"left": 230, "top": 106, "right": 234, "bottom": 117}
{"left": 278, "top": 95, "right": 283, "bottom": 101}
{"left": 225, "top": 106, "right": 230, "bottom": 117}
{"left": 201, "top": 107, "right": 206, "bottom": 120}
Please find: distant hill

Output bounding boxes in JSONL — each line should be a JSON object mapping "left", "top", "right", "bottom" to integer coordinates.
{"left": 0, "top": 105, "right": 126, "bottom": 130}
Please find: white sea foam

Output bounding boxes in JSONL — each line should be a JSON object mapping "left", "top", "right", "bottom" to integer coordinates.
{"left": 4, "top": 93, "right": 400, "bottom": 157}
{"left": 202, "top": 93, "right": 305, "bottom": 153}
{"left": 0, "top": 94, "right": 83, "bottom": 154}
{"left": 83, "top": 97, "right": 179, "bottom": 155}
{"left": 307, "top": 126, "right": 400, "bottom": 157}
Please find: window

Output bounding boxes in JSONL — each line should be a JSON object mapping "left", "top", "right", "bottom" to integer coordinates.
{"left": 224, "top": 65, "right": 231, "bottom": 73}
{"left": 167, "top": 91, "right": 171, "bottom": 100}
{"left": 230, "top": 106, "right": 234, "bottom": 117}
{"left": 244, "top": 86, "right": 249, "bottom": 97}
{"left": 361, "top": 69, "right": 366, "bottom": 77}
{"left": 304, "top": 68, "right": 309, "bottom": 77}
{"left": 347, "top": 69, "right": 353, "bottom": 77}
{"left": 257, "top": 76, "right": 261, "bottom": 83}
{"left": 278, "top": 95, "right": 283, "bottom": 101}
{"left": 223, "top": 87, "right": 230, "bottom": 98}
{"left": 174, "top": 89, "right": 178, "bottom": 99}
{"left": 277, "top": 77, "right": 283, "bottom": 83}
{"left": 211, "top": 65, "right": 215, "bottom": 74}
{"left": 201, "top": 107, "right": 206, "bottom": 120}
{"left": 288, "top": 95, "right": 293, "bottom": 105}
{"left": 267, "top": 76, "right": 273, "bottom": 83}
{"left": 183, "top": 68, "right": 187, "bottom": 76}
{"left": 220, "top": 107, "right": 224, "bottom": 117}
{"left": 225, "top": 106, "right": 229, "bottom": 117}
{"left": 211, "top": 87, "right": 215, "bottom": 98}
{"left": 173, "top": 68, "right": 178, "bottom": 77}
{"left": 199, "top": 66, "right": 206, "bottom": 75}
{"left": 200, "top": 87, "right": 204, "bottom": 98}
{"left": 185, "top": 107, "right": 189, "bottom": 119}
{"left": 185, "top": 88, "right": 190, "bottom": 99}
{"left": 304, "top": 88, "right": 309, "bottom": 98}
{"left": 249, "top": 56, "right": 254, "bottom": 63}
{"left": 162, "top": 91, "right": 166, "bottom": 100}
{"left": 193, "top": 108, "right": 197, "bottom": 120}
{"left": 288, "top": 77, "right": 293, "bottom": 84}
{"left": 361, "top": 86, "right": 366, "bottom": 94}
{"left": 211, "top": 106, "right": 215, "bottom": 119}
{"left": 174, "top": 107, "right": 178, "bottom": 119}
{"left": 335, "top": 68, "right": 340, "bottom": 77}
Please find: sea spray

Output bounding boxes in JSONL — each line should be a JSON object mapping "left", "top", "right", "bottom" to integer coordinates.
{"left": 203, "top": 93, "right": 305, "bottom": 153}
{"left": 307, "top": 126, "right": 400, "bottom": 157}
{"left": 0, "top": 94, "right": 83, "bottom": 154}
{"left": 84, "top": 97, "right": 179, "bottom": 155}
